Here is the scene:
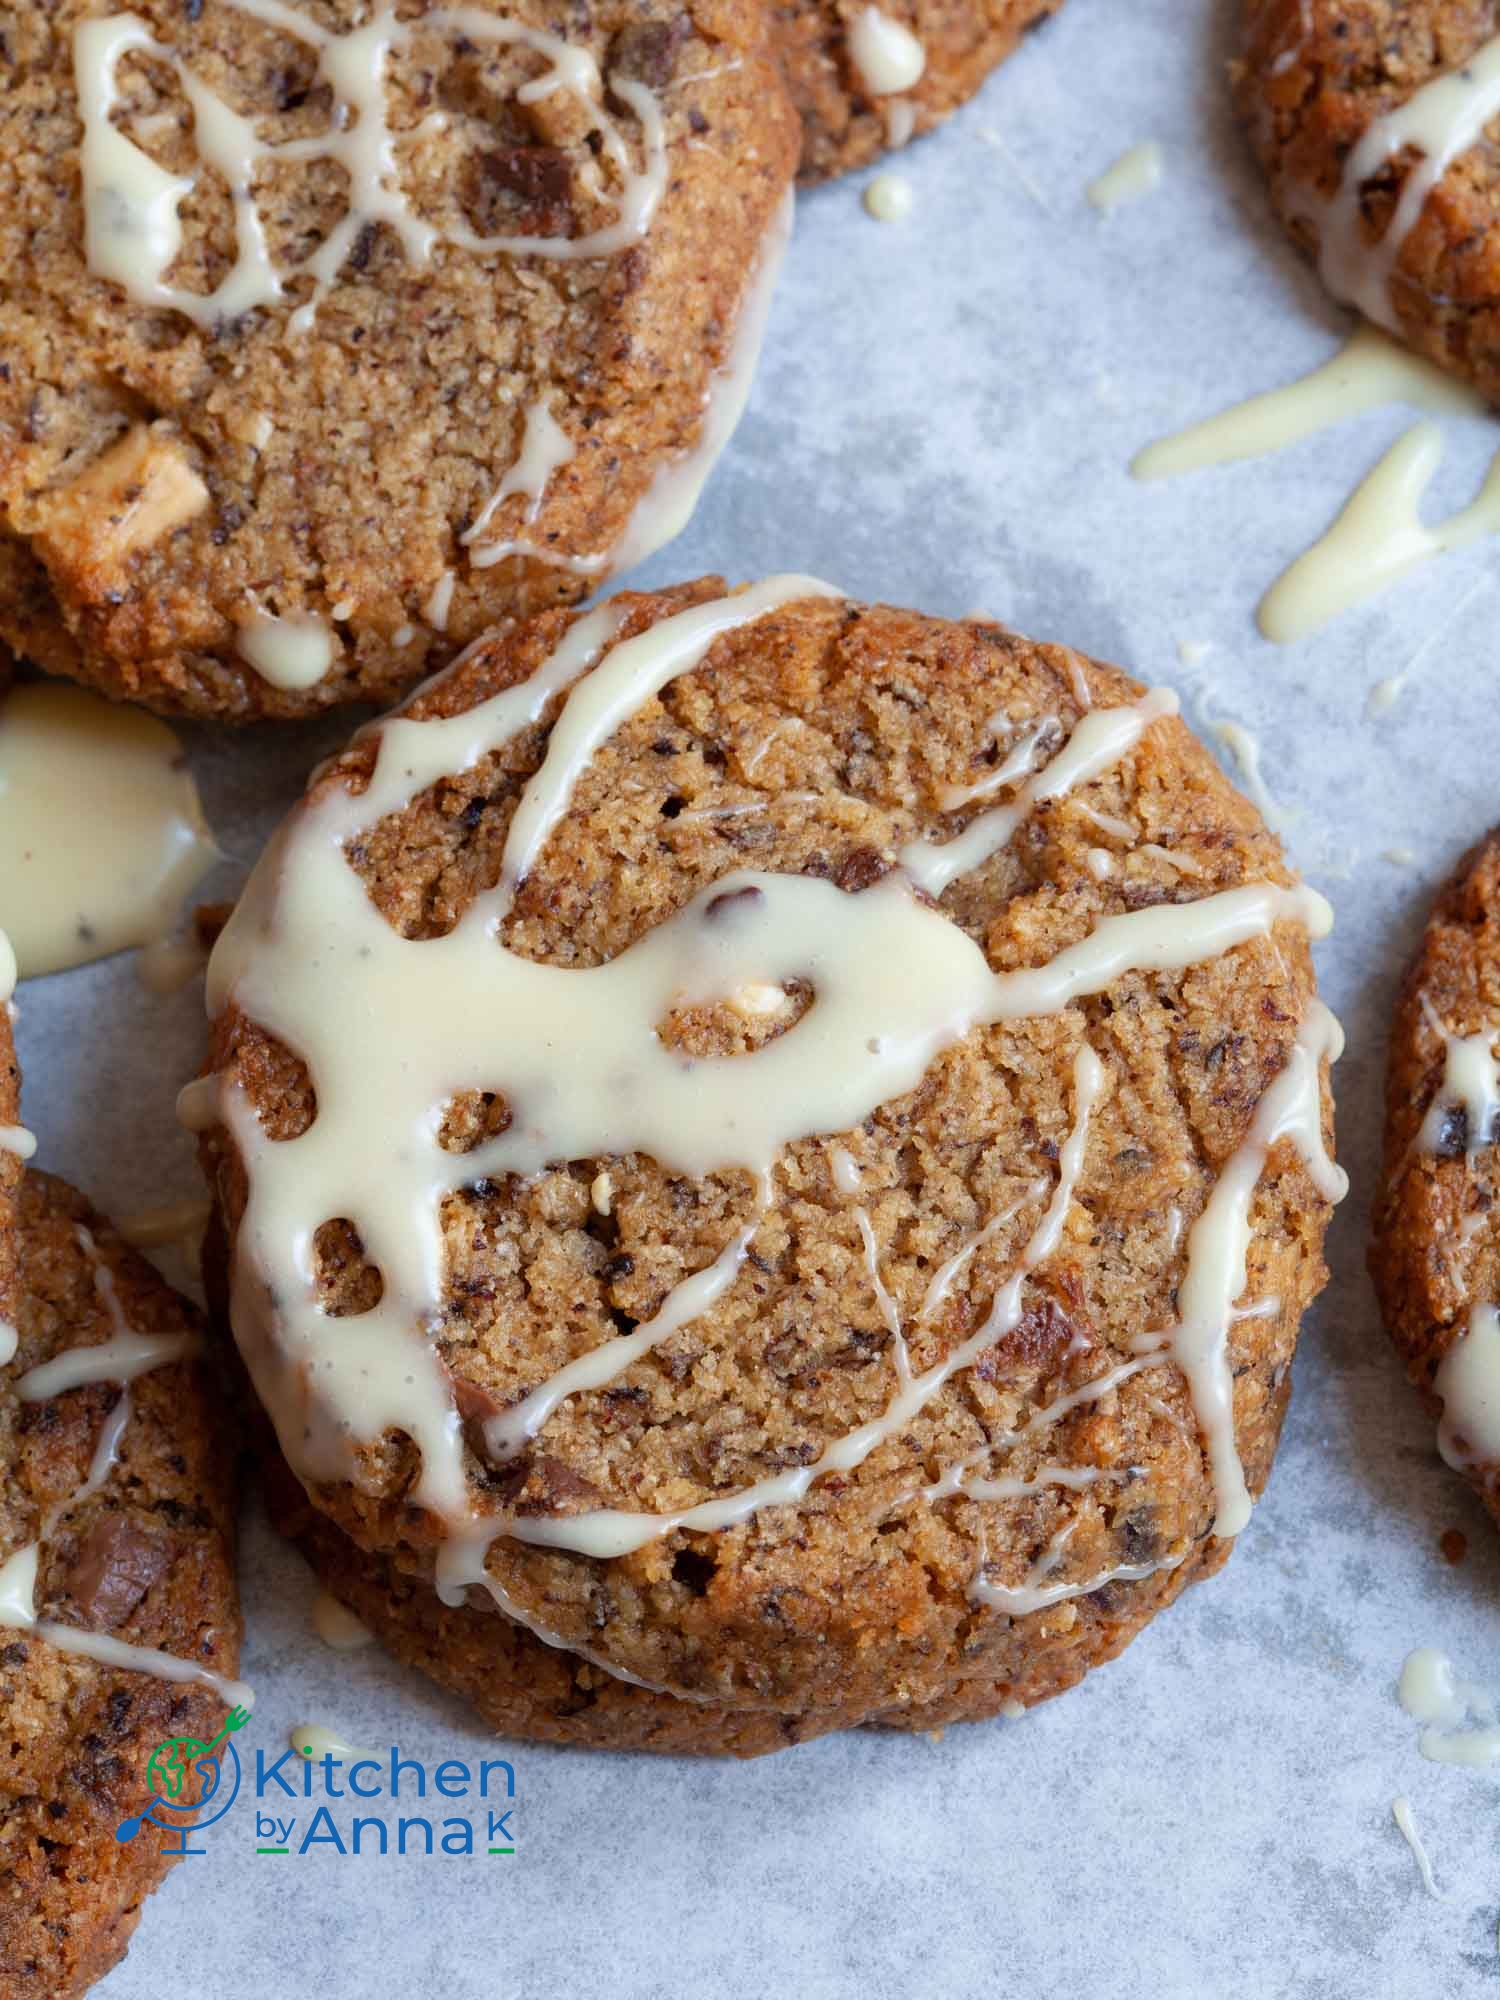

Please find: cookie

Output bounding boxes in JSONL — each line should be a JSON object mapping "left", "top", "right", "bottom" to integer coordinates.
{"left": 783, "top": 1, "right": 1062, "bottom": 182}
{"left": 0, "top": 2, "right": 798, "bottom": 721}
{"left": 0, "top": 934, "right": 21, "bottom": 1347}
{"left": 0, "top": 1171, "right": 245, "bottom": 1999}
{"left": 262, "top": 1418, "right": 1225, "bottom": 1752}
{"left": 197, "top": 573, "right": 1343, "bottom": 1721}
{"left": 1237, "top": 0, "right": 1500, "bottom": 401}
{"left": 1372, "top": 830, "right": 1500, "bottom": 1526}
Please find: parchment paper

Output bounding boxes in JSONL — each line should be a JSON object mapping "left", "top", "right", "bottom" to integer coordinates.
{"left": 17, "top": 1, "right": 1500, "bottom": 1993}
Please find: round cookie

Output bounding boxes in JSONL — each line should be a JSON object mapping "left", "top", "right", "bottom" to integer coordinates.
{"left": 1236, "top": 0, "right": 1500, "bottom": 401}
{"left": 1372, "top": 829, "right": 1500, "bottom": 1526}
{"left": 782, "top": 1, "right": 1062, "bottom": 182}
{"left": 0, "top": 1171, "right": 244, "bottom": 2000}
{"left": 198, "top": 574, "right": 1343, "bottom": 1721}
{"left": 0, "top": 2, "right": 798, "bottom": 721}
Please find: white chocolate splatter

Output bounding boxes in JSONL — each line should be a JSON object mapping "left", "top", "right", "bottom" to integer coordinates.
{"left": 0, "top": 683, "right": 217, "bottom": 979}
{"left": 1087, "top": 142, "right": 1163, "bottom": 214}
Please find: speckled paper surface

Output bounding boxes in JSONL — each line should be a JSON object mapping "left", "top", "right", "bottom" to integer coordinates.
{"left": 15, "top": 0, "right": 1500, "bottom": 1993}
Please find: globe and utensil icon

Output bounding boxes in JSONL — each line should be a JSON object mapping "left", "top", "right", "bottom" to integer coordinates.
{"left": 116, "top": 1703, "right": 251, "bottom": 1856}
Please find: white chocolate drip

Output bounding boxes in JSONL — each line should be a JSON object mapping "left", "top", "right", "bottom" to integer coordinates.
{"left": 1400, "top": 1647, "right": 1500, "bottom": 1767}
{"left": 848, "top": 8, "right": 927, "bottom": 97}
{"left": 0, "top": 1229, "right": 252, "bottom": 1708}
{"left": 205, "top": 577, "right": 1339, "bottom": 1627}
{"left": 291, "top": 1721, "right": 374, "bottom": 1762}
{"left": 1086, "top": 142, "right": 1163, "bottom": 215}
{"left": 1319, "top": 38, "right": 1500, "bottom": 332}
{"left": 937, "top": 716, "right": 1057, "bottom": 812}
{"left": 1163, "top": 999, "right": 1346, "bottom": 1537}
{"left": 973, "top": 1540, "right": 1184, "bottom": 1616}
{"left": 462, "top": 399, "right": 576, "bottom": 554}
{"left": 422, "top": 571, "right": 456, "bottom": 634}
{"left": 1418, "top": 1013, "right": 1500, "bottom": 1156}
{"left": 1391, "top": 1797, "right": 1441, "bottom": 1898}
{"left": 829, "top": 1145, "right": 863, "bottom": 1196}
{"left": 76, "top": 5, "right": 669, "bottom": 335}
{"left": 236, "top": 610, "right": 340, "bottom": 690}
{"left": 863, "top": 173, "right": 914, "bottom": 224}
{"left": 463, "top": 186, "right": 791, "bottom": 583}
{"left": 312, "top": 1591, "right": 373, "bottom": 1652}
{"left": 0, "top": 684, "right": 216, "bottom": 980}
{"left": 1132, "top": 326, "right": 1482, "bottom": 481}
{"left": 1435, "top": 1304, "right": 1500, "bottom": 1474}
{"left": 1258, "top": 422, "right": 1500, "bottom": 645}
{"left": 482, "top": 1218, "right": 759, "bottom": 1461}
{"left": 0, "top": 1125, "right": 37, "bottom": 1162}
{"left": 901, "top": 687, "right": 1178, "bottom": 896}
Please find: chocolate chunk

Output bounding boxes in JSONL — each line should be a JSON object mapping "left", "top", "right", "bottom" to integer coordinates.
{"left": 464, "top": 147, "right": 575, "bottom": 239}
{"left": 610, "top": 16, "right": 691, "bottom": 88}
{"left": 64, "top": 1516, "right": 179, "bottom": 1631}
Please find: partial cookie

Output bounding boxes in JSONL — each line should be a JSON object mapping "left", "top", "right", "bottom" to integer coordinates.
{"left": 1372, "top": 830, "right": 1500, "bottom": 1526}
{"left": 262, "top": 1426, "right": 1224, "bottom": 1752}
{"left": 783, "top": 1, "right": 1061, "bottom": 181}
{"left": 0, "top": 933, "right": 20, "bottom": 1339}
{"left": 198, "top": 574, "right": 1342, "bottom": 1721}
{"left": 0, "top": 1173, "right": 243, "bottom": 2000}
{"left": 1237, "top": 1, "right": 1500, "bottom": 400}
{"left": 0, "top": 3, "right": 798, "bottom": 720}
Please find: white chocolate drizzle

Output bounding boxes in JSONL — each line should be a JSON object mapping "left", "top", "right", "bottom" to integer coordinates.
{"left": 0, "top": 1227, "right": 251, "bottom": 1708}
{"left": 1258, "top": 423, "right": 1500, "bottom": 645}
{"left": 236, "top": 611, "right": 340, "bottom": 691}
{"left": 0, "top": 684, "right": 217, "bottom": 980}
{"left": 203, "top": 577, "right": 1341, "bottom": 1644}
{"left": 1391, "top": 1796, "right": 1441, "bottom": 1898}
{"left": 1318, "top": 38, "right": 1500, "bottom": 333}
{"left": 76, "top": 4, "right": 670, "bottom": 336}
{"left": 312, "top": 1591, "right": 373, "bottom": 1652}
{"left": 863, "top": 174, "right": 914, "bottom": 224}
{"left": 848, "top": 9, "right": 927, "bottom": 98}
{"left": 1132, "top": 327, "right": 1481, "bottom": 481}
{"left": 1165, "top": 999, "right": 1345, "bottom": 1537}
{"left": 1086, "top": 142, "right": 1163, "bottom": 215}
{"left": 291, "top": 1721, "right": 374, "bottom": 1762}
{"left": 0, "top": 1125, "right": 38, "bottom": 1162}
{"left": 901, "top": 687, "right": 1178, "bottom": 896}
{"left": 1435, "top": 1305, "right": 1500, "bottom": 1474}
{"left": 1400, "top": 1647, "right": 1500, "bottom": 1767}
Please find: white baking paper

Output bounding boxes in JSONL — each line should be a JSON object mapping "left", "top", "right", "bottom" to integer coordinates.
{"left": 14, "top": 0, "right": 1500, "bottom": 1992}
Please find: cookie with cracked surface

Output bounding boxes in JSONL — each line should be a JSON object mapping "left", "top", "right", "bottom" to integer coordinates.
{"left": 0, "top": 926, "right": 20, "bottom": 1343}
{"left": 0, "top": 1, "right": 797, "bottom": 720}
{"left": 260, "top": 1415, "right": 1232, "bottom": 1752}
{"left": 197, "top": 574, "right": 1341, "bottom": 1720}
{"left": 781, "top": 0, "right": 1062, "bottom": 183}
{"left": 1236, "top": 0, "right": 1500, "bottom": 400}
{"left": 0, "top": 1172, "right": 243, "bottom": 2000}
{"left": 1372, "top": 829, "right": 1500, "bottom": 1527}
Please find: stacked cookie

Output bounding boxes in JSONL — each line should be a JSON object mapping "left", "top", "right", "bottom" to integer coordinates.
{"left": 191, "top": 576, "right": 1343, "bottom": 1748}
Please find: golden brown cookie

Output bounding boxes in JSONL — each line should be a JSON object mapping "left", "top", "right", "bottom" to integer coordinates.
{"left": 0, "top": 1172, "right": 243, "bottom": 2000}
{"left": 198, "top": 575, "right": 1342, "bottom": 1722}
{"left": 0, "top": 933, "right": 20, "bottom": 1337}
{"left": 782, "top": 0, "right": 1061, "bottom": 182}
{"left": 1372, "top": 830, "right": 1500, "bottom": 1526}
{"left": 262, "top": 1419, "right": 1234, "bottom": 1752}
{"left": 0, "top": 2, "right": 797, "bottom": 721}
{"left": 1236, "top": 0, "right": 1500, "bottom": 400}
